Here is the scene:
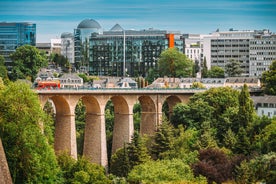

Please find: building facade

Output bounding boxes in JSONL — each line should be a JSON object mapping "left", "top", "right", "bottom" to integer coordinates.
{"left": 0, "top": 22, "right": 36, "bottom": 65}
{"left": 252, "top": 96, "right": 276, "bottom": 118}
{"left": 202, "top": 29, "right": 276, "bottom": 77}
{"left": 61, "top": 32, "right": 74, "bottom": 64}
{"left": 74, "top": 19, "right": 102, "bottom": 71}
{"left": 208, "top": 29, "right": 254, "bottom": 76}
{"left": 89, "top": 24, "right": 182, "bottom": 77}
{"left": 249, "top": 30, "right": 276, "bottom": 77}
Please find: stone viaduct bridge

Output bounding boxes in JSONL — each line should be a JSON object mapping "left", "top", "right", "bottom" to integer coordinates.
{"left": 37, "top": 88, "right": 204, "bottom": 167}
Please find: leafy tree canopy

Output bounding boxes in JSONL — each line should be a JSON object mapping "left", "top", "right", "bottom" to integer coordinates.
{"left": 225, "top": 59, "right": 243, "bottom": 77}
{"left": 128, "top": 159, "right": 207, "bottom": 184}
{"left": 9, "top": 45, "right": 48, "bottom": 81}
{"left": 207, "top": 66, "right": 224, "bottom": 78}
{"left": 262, "top": 60, "right": 276, "bottom": 95}
{"left": 158, "top": 48, "right": 194, "bottom": 78}
{"left": 0, "top": 55, "right": 8, "bottom": 81}
{"left": 0, "top": 81, "right": 62, "bottom": 183}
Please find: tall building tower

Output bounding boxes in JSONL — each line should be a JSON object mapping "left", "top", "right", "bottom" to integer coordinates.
{"left": 61, "top": 32, "right": 74, "bottom": 64}
{"left": 74, "top": 19, "right": 102, "bottom": 71}
{"left": 0, "top": 22, "right": 36, "bottom": 66}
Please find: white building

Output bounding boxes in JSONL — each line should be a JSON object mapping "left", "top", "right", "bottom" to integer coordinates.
{"left": 203, "top": 29, "right": 254, "bottom": 76}
{"left": 251, "top": 96, "right": 276, "bottom": 118}
{"left": 201, "top": 29, "right": 276, "bottom": 77}
{"left": 61, "top": 32, "right": 75, "bottom": 64}
{"left": 50, "top": 38, "right": 61, "bottom": 54}
{"left": 249, "top": 30, "right": 276, "bottom": 77}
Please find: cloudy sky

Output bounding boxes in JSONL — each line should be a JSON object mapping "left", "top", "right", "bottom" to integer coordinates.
{"left": 1, "top": 0, "right": 276, "bottom": 42}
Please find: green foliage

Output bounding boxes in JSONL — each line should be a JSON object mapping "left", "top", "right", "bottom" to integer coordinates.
{"left": 110, "top": 145, "right": 130, "bottom": 177}
{"left": 225, "top": 59, "right": 243, "bottom": 77}
{"left": 207, "top": 66, "right": 224, "bottom": 78}
{"left": 151, "top": 119, "right": 174, "bottom": 160}
{"left": 127, "top": 131, "right": 151, "bottom": 169}
{"left": 0, "top": 55, "right": 8, "bottom": 80}
{"left": 0, "top": 82, "right": 62, "bottom": 183}
{"left": 128, "top": 159, "right": 207, "bottom": 184}
{"left": 110, "top": 132, "right": 150, "bottom": 177}
{"left": 146, "top": 68, "right": 159, "bottom": 84}
{"left": 235, "top": 152, "right": 276, "bottom": 184}
{"left": 52, "top": 53, "right": 69, "bottom": 68}
{"left": 162, "top": 126, "right": 199, "bottom": 163}
{"left": 191, "top": 81, "right": 205, "bottom": 89}
{"left": 57, "top": 153, "right": 111, "bottom": 184}
{"left": 237, "top": 84, "right": 254, "bottom": 128}
{"left": 201, "top": 57, "right": 208, "bottom": 78}
{"left": 158, "top": 48, "right": 194, "bottom": 78}
{"left": 9, "top": 45, "right": 48, "bottom": 81}
{"left": 196, "top": 121, "right": 218, "bottom": 149}
{"left": 255, "top": 119, "right": 276, "bottom": 153}
{"left": 262, "top": 60, "right": 276, "bottom": 95}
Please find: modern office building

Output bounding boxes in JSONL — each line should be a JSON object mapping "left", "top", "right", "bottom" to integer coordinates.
{"left": 202, "top": 29, "right": 276, "bottom": 77}
{"left": 205, "top": 29, "right": 254, "bottom": 76}
{"left": 61, "top": 32, "right": 74, "bottom": 64}
{"left": 74, "top": 19, "right": 102, "bottom": 71}
{"left": 249, "top": 30, "right": 276, "bottom": 77}
{"left": 89, "top": 24, "right": 182, "bottom": 77}
{"left": 0, "top": 22, "right": 36, "bottom": 65}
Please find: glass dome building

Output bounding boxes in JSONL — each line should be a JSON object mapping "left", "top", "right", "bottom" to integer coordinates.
{"left": 74, "top": 19, "right": 102, "bottom": 69}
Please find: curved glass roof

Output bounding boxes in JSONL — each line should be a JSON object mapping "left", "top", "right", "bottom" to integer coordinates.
{"left": 77, "top": 19, "right": 102, "bottom": 29}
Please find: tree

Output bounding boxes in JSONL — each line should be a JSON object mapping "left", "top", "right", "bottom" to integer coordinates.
{"left": 151, "top": 119, "right": 174, "bottom": 160}
{"left": 128, "top": 159, "right": 207, "bottom": 184}
{"left": 158, "top": 48, "right": 194, "bottom": 78}
{"left": 0, "top": 55, "right": 8, "bottom": 81}
{"left": 0, "top": 82, "right": 62, "bottom": 183}
{"left": 191, "top": 81, "right": 205, "bottom": 89}
{"left": 57, "top": 153, "right": 111, "bottom": 184}
{"left": 262, "top": 60, "right": 276, "bottom": 95}
{"left": 192, "top": 148, "right": 233, "bottom": 184}
{"left": 9, "top": 45, "right": 48, "bottom": 81}
{"left": 201, "top": 57, "right": 208, "bottom": 78}
{"left": 207, "top": 66, "right": 224, "bottom": 78}
{"left": 225, "top": 59, "right": 243, "bottom": 77}
{"left": 127, "top": 131, "right": 151, "bottom": 170}
{"left": 237, "top": 84, "right": 254, "bottom": 129}
{"left": 235, "top": 152, "right": 276, "bottom": 184}
{"left": 110, "top": 145, "right": 130, "bottom": 177}
{"left": 52, "top": 53, "right": 70, "bottom": 69}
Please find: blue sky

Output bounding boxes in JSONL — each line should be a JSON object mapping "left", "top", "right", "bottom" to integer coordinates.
{"left": 1, "top": 0, "right": 276, "bottom": 42}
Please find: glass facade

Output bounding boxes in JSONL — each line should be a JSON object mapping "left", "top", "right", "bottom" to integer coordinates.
{"left": 89, "top": 29, "right": 183, "bottom": 77}
{"left": 74, "top": 19, "right": 102, "bottom": 70}
{"left": 0, "top": 22, "right": 36, "bottom": 64}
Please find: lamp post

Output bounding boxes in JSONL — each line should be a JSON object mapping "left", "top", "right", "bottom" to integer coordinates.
{"left": 123, "top": 30, "right": 126, "bottom": 77}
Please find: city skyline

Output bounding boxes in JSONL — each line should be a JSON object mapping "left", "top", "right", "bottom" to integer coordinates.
{"left": 1, "top": 0, "right": 276, "bottom": 43}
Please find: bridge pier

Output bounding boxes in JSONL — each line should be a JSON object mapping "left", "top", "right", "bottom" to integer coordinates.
{"left": 83, "top": 113, "right": 107, "bottom": 167}
{"left": 140, "top": 112, "right": 157, "bottom": 135}
{"left": 112, "top": 112, "right": 134, "bottom": 154}
{"left": 54, "top": 113, "right": 77, "bottom": 159}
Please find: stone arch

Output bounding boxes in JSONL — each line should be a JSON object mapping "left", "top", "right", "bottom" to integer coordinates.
{"left": 164, "top": 95, "right": 182, "bottom": 120}
{"left": 139, "top": 95, "right": 157, "bottom": 135}
{"left": 81, "top": 95, "right": 108, "bottom": 167}
{"left": 111, "top": 95, "right": 135, "bottom": 154}
{"left": 50, "top": 95, "right": 77, "bottom": 159}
